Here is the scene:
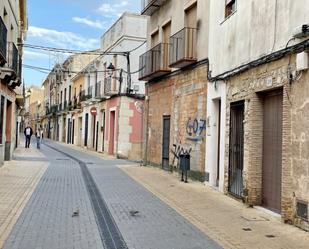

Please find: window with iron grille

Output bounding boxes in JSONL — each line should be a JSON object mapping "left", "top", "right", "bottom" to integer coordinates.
{"left": 297, "top": 200, "right": 308, "bottom": 221}
{"left": 225, "top": 0, "right": 236, "bottom": 18}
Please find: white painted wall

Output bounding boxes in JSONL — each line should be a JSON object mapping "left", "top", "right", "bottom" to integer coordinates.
{"left": 99, "top": 12, "right": 148, "bottom": 95}
{"left": 205, "top": 81, "right": 226, "bottom": 192}
{"left": 147, "top": 0, "right": 210, "bottom": 62}
{"left": 0, "top": 0, "right": 19, "bottom": 45}
{"left": 209, "top": 0, "right": 309, "bottom": 76}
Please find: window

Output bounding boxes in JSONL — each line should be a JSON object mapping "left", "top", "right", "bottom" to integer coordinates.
{"left": 151, "top": 30, "right": 159, "bottom": 47}
{"left": 185, "top": 3, "right": 197, "bottom": 28}
{"left": 0, "top": 96, "right": 4, "bottom": 144}
{"left": 225, "top": 0, "right": 236, "bottom": 18}
{"left": 69, "top": 86, "right": 71, "bottom": 101}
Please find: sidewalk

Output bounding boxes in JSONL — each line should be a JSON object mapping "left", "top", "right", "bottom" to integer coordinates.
{"left": 121, "top": 165, "right": 309, "bottom": 249}
{"left": 0, "top": 144, "right": 48, "bottom": 248}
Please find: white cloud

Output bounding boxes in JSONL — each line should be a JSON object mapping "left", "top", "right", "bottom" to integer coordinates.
{"left": 97, "top": 0, "right": 137, "bottom": 18}
{"left": 72, "top": 17, "right": 106, "bottom": 29}
{"left": 27, "top": 26, "right": 100, "bottom": 51}
{"left": 24, "top": 50, "right": 50, "bottom": 60}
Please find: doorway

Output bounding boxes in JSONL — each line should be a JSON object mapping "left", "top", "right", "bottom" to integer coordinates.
{"left": 84, "top": 113, "right": 89, "bottom": 147}
{"left": 108, "top": 111, "right": 115, "bottom": 155}
{"left": 262, "top": 90, "right": 283, "bottom": 213}
{"left": 72, "top": 119, "right": 75, "bottom": 144}
{"left": 162, "top": 116, "right": 171, "bottom": 170}
{"left": 228, "top": 101, "right": 245, "bottom": 198}
{"left": 92, "top": 115, "right": 96, "bottom": 148}
{"left": 216, "top": 99, "right": 222, "bottom": 187}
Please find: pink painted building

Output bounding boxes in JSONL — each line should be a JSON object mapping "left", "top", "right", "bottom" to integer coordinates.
{"left": 105, "top": 96, "right": 144, "bottom": 160}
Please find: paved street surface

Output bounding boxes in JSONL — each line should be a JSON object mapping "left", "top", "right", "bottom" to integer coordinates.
{"left": 122, "top": 166, "right": 309, "bottom": 249}
{"left": 2, "top": 140, "right": 221, "bottom": 249}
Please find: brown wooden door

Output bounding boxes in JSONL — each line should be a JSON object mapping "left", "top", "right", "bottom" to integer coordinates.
{"left": 162, "top": 116, "right": 171, "bottom": 170}
{"left": 262, "top": 90, "right": 283, "bottom": 214}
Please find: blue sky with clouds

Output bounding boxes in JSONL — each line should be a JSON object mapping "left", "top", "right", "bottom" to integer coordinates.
{"left": 24, "top": 0, "right": 140, "bottom": 86}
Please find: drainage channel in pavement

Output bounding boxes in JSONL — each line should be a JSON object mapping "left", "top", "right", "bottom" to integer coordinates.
{"left": 43, "top": 142, "right": 128, "bottom": 249}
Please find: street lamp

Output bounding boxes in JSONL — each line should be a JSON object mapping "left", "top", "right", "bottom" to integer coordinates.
{"left": 107, "top": 62, "right": 115, "bottom": 77}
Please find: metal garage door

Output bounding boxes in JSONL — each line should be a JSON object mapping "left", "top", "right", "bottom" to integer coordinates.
{"left": 262, "top": 90, "right": 283, "bottom": 214}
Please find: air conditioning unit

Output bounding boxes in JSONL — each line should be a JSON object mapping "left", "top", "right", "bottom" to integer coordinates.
{"left": 296, "top": 51, "right": 309, "bottom": 71}
{"left": 293, "top": 24, "right": 309, "bottom": 39}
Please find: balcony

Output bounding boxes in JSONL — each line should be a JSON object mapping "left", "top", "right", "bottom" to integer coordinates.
{"left": 95, "top": 82, "right": 102, "bottom": 99}
{"left": 104, "top": 77, "right": 119, "bottom": 96}
{"left": 7, "top": 42, "right": 18, "bottom": 76}
{"left": 0, "top": 17, "right": 7, "bottom": 66}
{"left": 169, "top": 27, "right": 197, "bottom": 68}
{"left": 87, "top": 86, "right": 93, "bottom": 99}
{"left": 58, "top": 103, "right": 63, "bottom": 112}
{"left": 73, "top": 96, "right": 81, "bottom": 109}
{"left": 80, "top": 89, "right": 92, "bottom": 102}
{"left": 139, "top": 43, "right": 170, "bottom": 81}
{"left": 141, "top": 0, "right": 167, "bottom": 15}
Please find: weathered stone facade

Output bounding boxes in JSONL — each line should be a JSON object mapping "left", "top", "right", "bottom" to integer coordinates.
{"left": 225, "top": 54, "right": 309, "bottom": 230}
{"left": 145, "top": 63, "right": 207, "bottom": 180}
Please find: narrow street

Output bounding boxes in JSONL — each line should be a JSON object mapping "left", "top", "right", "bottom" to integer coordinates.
{"left": 2, "top": 140, "right": 220, "bottom": 249}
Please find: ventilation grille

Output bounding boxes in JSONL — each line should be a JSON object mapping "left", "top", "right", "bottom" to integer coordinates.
{"left": 297, "top": 200, "right": 308, "bottom": 221}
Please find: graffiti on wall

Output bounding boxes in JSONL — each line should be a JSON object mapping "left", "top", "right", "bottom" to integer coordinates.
{"left": 186, "top": 118, "right": 206, "bottom": 141}
{"left": 171, "top": 143, "right": 192, "bottom": 167}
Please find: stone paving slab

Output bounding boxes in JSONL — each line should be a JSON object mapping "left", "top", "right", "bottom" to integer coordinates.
{"left": 121, "top": 165, "right": 309, "bottom": 249}
{"left": 0, "top": 147, "right": 48, "bottom": 249}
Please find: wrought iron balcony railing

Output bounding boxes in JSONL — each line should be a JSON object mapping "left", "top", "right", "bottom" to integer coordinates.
{"left": 87, "top": 86, "right": 93, "bottom": 99}
{"left": 0, "top": 16, "right": 7, "bottom": 66}
{"left": 139, "top": 43, "right": 170, "bottom": 81}
{"left": 95, "top": 82, "right": 102, "bottom": 98}
{"left": 169, "top": 27, "right": 197, "bottom": 68}
{"left": 7, "top": 42, "right": 18, "bottom": 75}
{"left": 141, "top": 0, "right": 167, "bottom": 15}
{"left": 104, "top": 77, "right": 118, "bottom": 96}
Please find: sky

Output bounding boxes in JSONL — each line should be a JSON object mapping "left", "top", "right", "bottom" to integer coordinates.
{"left": 24, "top": 0, "right": 140, "bottom": 87}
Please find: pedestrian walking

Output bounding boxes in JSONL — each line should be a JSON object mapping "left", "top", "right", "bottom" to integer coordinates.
{"left": 24, "top": 125, "right": 33, "bottom": 148}
{"left": 36, "top": 128, "right": 42, "bottom": 149}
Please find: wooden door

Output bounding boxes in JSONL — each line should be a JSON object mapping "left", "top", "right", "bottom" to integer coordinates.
{"left": 262, "top": 90, "right": 283, "bottom": 213}
{"left": 162, "top": 116, "right": 171, "bottom": 170}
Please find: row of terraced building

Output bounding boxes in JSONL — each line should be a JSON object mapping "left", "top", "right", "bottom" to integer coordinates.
{"left": 39, "top": 0, "right": 309, "bottom": 231}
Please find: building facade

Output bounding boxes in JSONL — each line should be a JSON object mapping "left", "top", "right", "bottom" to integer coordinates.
{"left": 0, "top": 0, "right": 27, "bottom": 164}
{"left": 77, "top": 12, "right": 147, "bottom": 160}
{"left": 207, "top": 0, "right": 309, "bottom": 230}
{"left": 41, "top": 12, "right": 147, "bottom": 161}
{"left": 140, "top": 0, "right": 210, "bottom": 180}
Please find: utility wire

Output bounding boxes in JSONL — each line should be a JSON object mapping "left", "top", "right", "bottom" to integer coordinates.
{"left": 21, "top": 41, "right": 146, "bottom": 56}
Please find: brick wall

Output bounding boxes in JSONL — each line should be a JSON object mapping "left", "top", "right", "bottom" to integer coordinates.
{"left": 225, "top": 55, "right": 309, "bottom": 229}
{"left": 145, "top": 63, "right": 207, "bottom": 177}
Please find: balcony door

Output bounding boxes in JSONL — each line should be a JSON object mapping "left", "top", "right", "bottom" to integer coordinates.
{"left": 185, "top": 3, "right": 197, "bottom": 58}
{"left": 162, "top": 22, "right": 171, "bottom": 69}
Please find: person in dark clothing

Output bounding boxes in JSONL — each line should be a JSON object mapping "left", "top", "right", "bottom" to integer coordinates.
{"left": 24, "top": 125, "right": 33, "bottom": 148}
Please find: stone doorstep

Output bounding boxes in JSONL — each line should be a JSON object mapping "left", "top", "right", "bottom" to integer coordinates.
{"left": 120, "top": 165, "right": 309, "bottom": 249}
